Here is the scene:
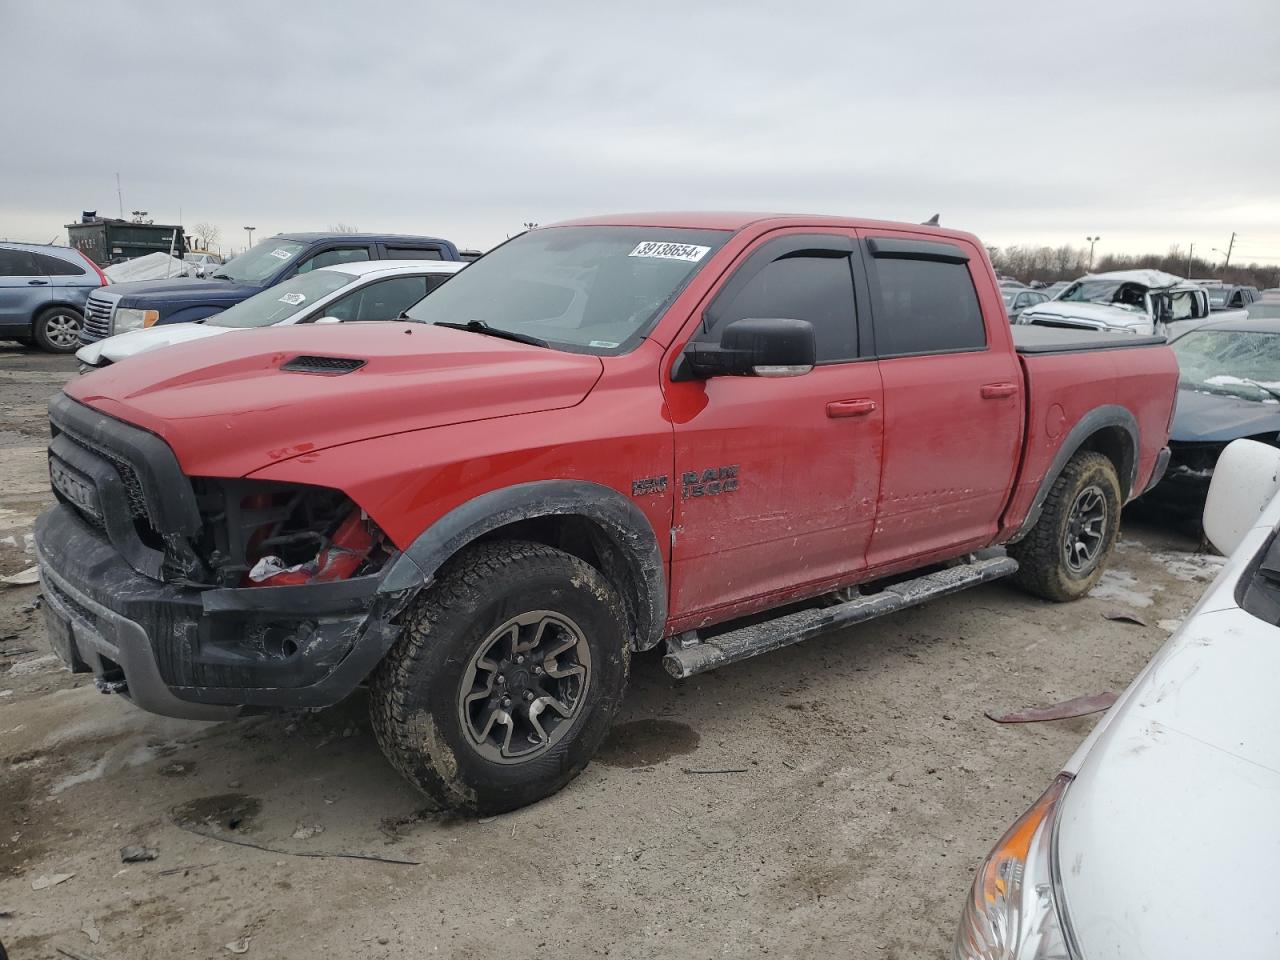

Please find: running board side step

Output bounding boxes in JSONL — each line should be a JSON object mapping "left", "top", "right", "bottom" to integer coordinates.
{"left": 662, "top": 555, "right": 1018, "bottom": 679}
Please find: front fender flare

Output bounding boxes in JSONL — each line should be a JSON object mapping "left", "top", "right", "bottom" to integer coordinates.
{"left": 379, "top": 480, "right": 667, "bottom": 651}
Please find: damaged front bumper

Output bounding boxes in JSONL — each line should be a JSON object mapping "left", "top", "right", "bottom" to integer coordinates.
{"left": 35, "top": 503, "right": 423, "bottom": 720}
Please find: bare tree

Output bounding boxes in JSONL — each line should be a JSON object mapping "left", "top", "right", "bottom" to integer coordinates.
{"left": 328, "top": 222, "right": 360, "bottom": 234}
{"left": 192, "top": 222, "right": 221, "bottom": 250}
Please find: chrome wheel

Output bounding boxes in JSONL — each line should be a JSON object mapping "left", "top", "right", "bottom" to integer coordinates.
{"left": 1063, "top": 484, "right": 1107, "bottom": 574}
{"left": 42, "top": 310, "right": 81, "bottom": 349}
{"left": 457, "top": 610, "right": 591, "bottom": 764}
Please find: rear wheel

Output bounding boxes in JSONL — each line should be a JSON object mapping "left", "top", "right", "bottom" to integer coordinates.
{"left": 33, "top": 307, "right": 82, "bottom": 353}
{"left": 370, "top": 540, "right": 630, "bottom": 815}
{"left": 1009, "top": 451, "right": 1122, "bottom": 602}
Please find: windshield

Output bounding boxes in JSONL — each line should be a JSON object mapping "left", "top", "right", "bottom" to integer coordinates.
{"left": 1247, "top": 301, "right": 1280, "bottom": 320}
{"left": 205, "top": 270, "right": 355, "bottom": 328}
{"left": 1001, "top": 292, "right": 1016, "bottom": 306}
{"left": 1208, "top": 289, "right": 1231, "bottom": 306}
{"left": 1172, "top": 329, "right": 1280, "bottom": 402}
{"left": 212, "top": 238, "right": 306, "bottom": 284}
{"left": 1057, "top": 279, "right": 1147, "bottom": 311}
{"left": 404, "top": 226, "right": 730, "bottom": 354}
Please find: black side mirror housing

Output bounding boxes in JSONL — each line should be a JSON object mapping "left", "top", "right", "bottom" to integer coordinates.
{"left": 681, "top": 317, "right": 817, "bottom": 380}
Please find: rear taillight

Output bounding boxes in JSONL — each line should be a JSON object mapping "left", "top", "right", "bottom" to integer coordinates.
{"left": 79, "top": 249, "right": 109, "bottom": 287}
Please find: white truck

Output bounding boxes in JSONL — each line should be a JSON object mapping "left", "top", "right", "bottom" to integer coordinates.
{"left": 1019, "top": 269, "right": 1243, "bottom": 337}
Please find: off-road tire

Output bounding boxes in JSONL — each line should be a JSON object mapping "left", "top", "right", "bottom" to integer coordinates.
{"left": 1009, "top": 451, "right": 1122, "bottom": 602}
{"left": 33, "top": 307, "right": 83, "bottom": 353}
{"left": 370, "top": 540, "right": 630, "bottom": 815}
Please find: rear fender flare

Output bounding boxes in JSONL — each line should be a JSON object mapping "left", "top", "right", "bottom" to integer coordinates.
{"left": 1011, "top": 405, "right": 1139, "bottom": 542}
{"left": 379, "top": 480, "right": 667, "bottom": 651}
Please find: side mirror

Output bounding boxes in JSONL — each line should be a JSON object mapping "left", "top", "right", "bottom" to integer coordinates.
{"left": 314, "top": 316, "right": 343, "bottom": 325}
{"left": 1155, "top": 299, "right": 1173, "bottom": 325}
{"left": 1203, "top": 438, "right": 1280, "bottom": 555}
{"left": 682, "top": 317, "right": 816, "bottom": 379}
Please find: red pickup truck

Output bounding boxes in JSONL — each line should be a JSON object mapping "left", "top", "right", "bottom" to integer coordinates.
{"left": 35, "top": 213, "right": 1177, "bottom": 813}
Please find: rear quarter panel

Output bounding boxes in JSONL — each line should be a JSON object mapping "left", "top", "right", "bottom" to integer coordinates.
{"left": 1000, "top": 345, "right": 1178, "bottom": 538}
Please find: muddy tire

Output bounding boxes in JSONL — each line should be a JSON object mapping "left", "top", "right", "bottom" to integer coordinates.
{"left": 370, "top": 540, "right": 630, "bottom": 815}
{"left": 33, "top": 307, "right": 83, "bottom": 353}
{"left": 1009, "top": 451, "right": 1122, "bottom": 602}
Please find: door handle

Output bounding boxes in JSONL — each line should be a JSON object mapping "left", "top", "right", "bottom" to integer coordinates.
{"left": 827, "top": 398, "right": 877, "bottom": 418}
{"left": 27, "top": 279, "right": 49, "bottom": 286}
{"left": 981, "top": 382, "right": 1018, "bottom": 399}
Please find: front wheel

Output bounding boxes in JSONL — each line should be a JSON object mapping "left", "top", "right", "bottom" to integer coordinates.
{"left": 370, "top": 540, "right": 630, "bottom": 815}
{"left": 1009, "top": 451, "right": 1122, "bottom": 602}
{"left": 33, "top": 307, "right": 83, "bottom": 353}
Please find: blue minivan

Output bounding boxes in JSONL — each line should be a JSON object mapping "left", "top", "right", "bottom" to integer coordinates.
{"left": 0, "top": 242, "right": 108, "bottom": 352}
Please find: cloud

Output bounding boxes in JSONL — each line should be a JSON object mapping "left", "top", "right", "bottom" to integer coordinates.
{"left": 3, "top": 0, "right": 1278, "bottom": 261}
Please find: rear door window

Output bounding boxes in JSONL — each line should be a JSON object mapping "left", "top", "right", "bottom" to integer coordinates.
{"left": 0, "top": 249, "right": 40, "bottom": 277}
{"left": 384, "top": 246, "right": 444, "bottom": 261}
{"left": 865, "top": 243, "right": 986, "bottom": 356}
{"left": 31, "top": 252, "right": 86, "bottom": 276}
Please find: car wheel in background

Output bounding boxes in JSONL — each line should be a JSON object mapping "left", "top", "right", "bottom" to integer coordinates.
{"left": 33, "top": 307, "right": 83, "bottom": 353}
{"left": 1009, "top": 451, "right": 1122, "bottom": 602}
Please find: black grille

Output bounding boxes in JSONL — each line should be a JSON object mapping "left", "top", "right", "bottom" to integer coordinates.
{"left": 280, "top": 355, "right": 366, "bottom": 375}
{"left": 81, "top": 292, "right": 117, "bottom": 344}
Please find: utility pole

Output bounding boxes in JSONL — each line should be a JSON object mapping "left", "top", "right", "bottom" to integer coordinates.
{"left": 244, "top": 226, "right": 256, "bottom": 250}
{"left": 116, "top": 173, "right": 123, "bottom": 219}
{"left": 1223, "top": 232, "right": 1236, "bottom": 270}
{"left": 1086, "top": 236, "right": 1101, "bottom": 271}
{"left": 1186, "top": 243, "right": 1194, "bottom": 277}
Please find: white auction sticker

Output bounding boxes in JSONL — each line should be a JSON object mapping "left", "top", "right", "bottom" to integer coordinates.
{"left": 628, "top": 241, "right": 710, "bottom": 262}
{"left": 277, "top": 292, "right": 306, "bottom": 305}
{"left": 269, "top": 248, "right": 293, "bottom": 260}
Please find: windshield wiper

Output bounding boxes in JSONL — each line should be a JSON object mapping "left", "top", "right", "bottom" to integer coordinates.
{"left": 432, "top": 319, "right": 548, "bottom": 348}
{"left": 210, "top": 273, "right": 232, "bottom": 280}
{"left": 1241, "top": 378, "right": 1280, "bottom": 401}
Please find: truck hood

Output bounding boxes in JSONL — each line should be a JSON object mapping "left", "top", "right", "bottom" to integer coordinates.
{"left": 76, "top": 322, "right": 232, "bottom": 367}
{"left": 1022, "top": 301, "right": 1150, "bottom": 331}
{"left": 1055, "top": 604, "right": 1280, "bottom": 960}
{"left": 1172, "top": 386, "right": 1280, "bottom": 443}
{"left": 64, "top": 322, "right": 605, "bottom": 477}
{"left": 108, "top": 277, "right": 262, "bottom": 307}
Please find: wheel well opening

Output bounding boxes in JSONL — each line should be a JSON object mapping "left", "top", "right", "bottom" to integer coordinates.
{"left": 473, "top": 515, "right": 648, "bottom": 647}
{"left": 1078, "top": 426, "right": 1134, "bottom": 497}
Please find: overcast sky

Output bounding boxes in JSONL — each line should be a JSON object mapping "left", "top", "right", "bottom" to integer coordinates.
{"left": 5, "top": 1, "right": 1279, "bottom": 263}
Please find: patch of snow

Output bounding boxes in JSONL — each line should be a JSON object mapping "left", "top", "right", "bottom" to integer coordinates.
{"left": 1089, "top": 569, "right": 1161, "bottom": 608}
{"left": 8, "top": 654, "right": 57, "bottom": 675}
{"left": 1150, "top": 550, "right": 1227, "bottom": 582}
{"left": 50, "top": 755, "right": 111, "bottom": 795}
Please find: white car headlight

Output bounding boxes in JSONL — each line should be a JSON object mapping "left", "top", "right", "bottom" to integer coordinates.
{"left": 954, "top": 774, "right": 1076, "bottom": 960}
{"left": 114, "top": 308, "right": 159, "bottom": 333}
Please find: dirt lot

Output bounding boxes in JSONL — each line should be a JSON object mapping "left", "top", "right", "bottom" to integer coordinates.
{"left": 0, "top": 344, "right": 1219, "bottom": 959}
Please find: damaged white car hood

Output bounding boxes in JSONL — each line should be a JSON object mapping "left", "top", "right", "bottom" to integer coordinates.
{"left": 76, "top": 322, "right": 232, "bottom": 367}
{"left": 1053, "top": 495, "right": 1280, "bottom": 959}
{"left": 1022, "top": 300, "right": 1154, "bottom": 334}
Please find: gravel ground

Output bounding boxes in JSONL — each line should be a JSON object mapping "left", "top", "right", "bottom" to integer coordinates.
{"left": 0, "top": 343, "right": 1216, "bottom": 959}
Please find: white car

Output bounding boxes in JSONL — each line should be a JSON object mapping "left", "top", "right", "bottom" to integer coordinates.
{"left": 955, "top": 437, "right": 1280, "bottom": 960}
{"left": 182, "top": 252, "right": 223, "bottom": 278}
{"left": 76, "top": 259, "right": 465, "bottom": 369}
{"left": 1019, "top": 269, "right": 1222, "bottom": 337}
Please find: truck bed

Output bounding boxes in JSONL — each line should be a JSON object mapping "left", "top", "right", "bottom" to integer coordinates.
{"left": 1011, "top": 325, "right": 1167, "bottom": 354}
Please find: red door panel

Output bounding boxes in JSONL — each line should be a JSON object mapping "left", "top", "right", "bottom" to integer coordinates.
{"left": 866, "top": 352, "right": 1020, "bottom": 567}
{"left": 666, "top": 362, "right": 884, "bottom": 624}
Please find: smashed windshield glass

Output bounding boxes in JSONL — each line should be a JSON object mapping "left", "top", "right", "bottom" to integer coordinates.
{"left": 405, "top": 226, "right": 731, "bottom": 354}
{"left": 1058, "top": 279, "right": 1147, "bottom": 311}
{"left": 205, "top": 270, "right": 355, "bottom": 328}
{"left": 212, "top": 238, "right": 306, "bottom": 284}
{"left": 1172, "top": 329, "right": 1280, "bottom": 402}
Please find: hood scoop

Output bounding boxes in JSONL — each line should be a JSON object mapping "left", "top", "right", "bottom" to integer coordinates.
{"left": 280, "top": 355, "right": 366, "bottom": 376}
